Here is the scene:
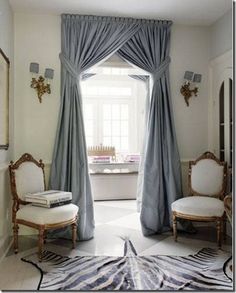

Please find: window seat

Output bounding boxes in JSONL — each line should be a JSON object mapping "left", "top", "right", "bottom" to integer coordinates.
{"left": 89, "top": 162, "right": 139, "bottom": 174}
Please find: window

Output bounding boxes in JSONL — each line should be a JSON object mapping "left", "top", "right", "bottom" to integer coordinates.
{"left": 83, "top": 103, "right": 95, "bottom": 147}
{"left": 103, "top": 103, "right": 129, "bottom": 151}
{"left": 82, "top": 71, "right": 146, "bottom": 154}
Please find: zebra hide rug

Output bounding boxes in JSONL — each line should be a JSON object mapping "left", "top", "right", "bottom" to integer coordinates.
{"left": 21, "top": 240, "right": 232, "bottom": 291}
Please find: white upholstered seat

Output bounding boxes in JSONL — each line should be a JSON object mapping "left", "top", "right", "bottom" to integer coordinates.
{"left": 17, "top": 204, "right": 79, "bottom": 225}
{"left": 171, "top": 196, "right": 224, "bottom": 218}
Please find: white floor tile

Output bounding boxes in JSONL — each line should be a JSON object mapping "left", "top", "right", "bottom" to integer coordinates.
{"left": 107, "top": 212, "right": 141, "bottom": 231}
{"left": 95, "top": 199, "right": 137, "bottom": 210}
{"left": 140, "top": 235, "right": 231, "bottom": 256}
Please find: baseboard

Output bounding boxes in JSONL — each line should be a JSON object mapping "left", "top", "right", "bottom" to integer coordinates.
{"left": 0, "top": 236, "right": 13, "bottom": 263}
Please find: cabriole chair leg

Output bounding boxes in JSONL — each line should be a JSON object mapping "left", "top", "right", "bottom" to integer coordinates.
{"left": 172, "top": 213, "right": 177, "bottom": 242}
{"left": 38, "top": 227, "right": 45, "bottom": 262}
{"left": 216, "top": 219, "right": 222, "bottom": 248}
{"left": 223, "top": 213, "right": 227, "bottom": 241}
{"left": 72, "top": 222, "right": 77, "bottom": 249}
{"left": 13, "top": 223, "right": 19, "bottom": 253}
{"left": 43, "top": 230, "right": 47, "bottom": 244}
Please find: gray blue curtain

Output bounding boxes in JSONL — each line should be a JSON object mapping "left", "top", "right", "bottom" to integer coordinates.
{"left": 128, "top": 75, "right": 150, "bottom": 212}
{"left": 50, "top": 14, "right": 182, "bottom": 240}
{"left": 49, "top": 15, "right": 140, "bottom": 240}
{"left": 117, "top": 21, "right": 182, "bottom": 235}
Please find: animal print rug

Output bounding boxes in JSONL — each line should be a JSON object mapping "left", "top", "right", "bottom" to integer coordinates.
{"left": 22, "top": 240, "right": 233, "bottom": 290}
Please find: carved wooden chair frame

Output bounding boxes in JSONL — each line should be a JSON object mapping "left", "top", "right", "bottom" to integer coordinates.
{"left": 172, "top": 151, "right": 227, "bottom": 247}
{"left": 9, "top": 153, "right": 78, "bottom": 260}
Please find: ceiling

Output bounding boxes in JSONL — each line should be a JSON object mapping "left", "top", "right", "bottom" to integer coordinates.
{"left": 9, "top": 0, "right": 232, "bottom": 26}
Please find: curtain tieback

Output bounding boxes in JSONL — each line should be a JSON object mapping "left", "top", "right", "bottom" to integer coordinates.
{"left": 152, "top": 56, "right": 171, "bottom": 81}
{"left": 59, "top": 53, "right": 80, "bottom": 80}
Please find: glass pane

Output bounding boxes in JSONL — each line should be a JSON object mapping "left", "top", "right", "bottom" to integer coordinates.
{"left": 112, "top": 136, "right": 121, "bottom": 150}
{"left": 81, "top": 85, "right": 87, "bottom": 95}
{"left": 120, "top": 87, "right": 132, "bottom": 96}
{"left": 121, "top": 137, "right": 129, "bottom": 150}
{"left": 84, "top": 104, "right": 93, "bottom": 119}
{"left": 87, "top": 87, "right": 98, "bottom": 95}
{"left": 99, "top": 87, "right": 109, "bottom": 95}
{"left": 102, "top": 68, "right": 111, "bottom": 75}
{"left": 110, "top": 87, "right": 117, "bottom": 95}
{"left": 121, "top": 121, "right": 128, "bottom": 136}
{"left": 103, "top": 121, "right": 111, "bottom": 136}
{"left": 103, "top": 136, "right": 112, "bottom": 146}
{"left": 86, "top": 136, "right": 93, "bottom": 146}
{"left": 219, "top": 82, "right": 224, "bottom": 124}
{"left": 85, "top": 120, "right": 93, "bottom": 136}
{"left": 103, "top": 104, "right": 111, "bottom": 120}
{"left": 112, "top": 104, "right": 120, "bottom": 120}
{"left": 219, "top": 82, "right": 224, "bottom": 153}
{"left": 120, "top": 68, "right": 129, "bottom": 75}
{"left": 111, "top": 68, "right": 120, "bottom": 75}
{"left": 112, "top": 121, "right": 120, "bottom": 136}
{"left": 121, "top": 104, "right": 128, "bottom": 119}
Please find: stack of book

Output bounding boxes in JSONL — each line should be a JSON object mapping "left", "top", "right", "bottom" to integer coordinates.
{"left": 25, "top": 190, "right": 72, "bottom": 208}
{"left": 92, "top": 156, "right": 111, "bottom": 163}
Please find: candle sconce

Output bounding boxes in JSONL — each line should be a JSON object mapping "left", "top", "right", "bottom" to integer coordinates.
{"left": 30, "top": 63, "right": 54, "bottom": 103}
{"left": 180, "top": 71, "right": 202, "bottom": 106}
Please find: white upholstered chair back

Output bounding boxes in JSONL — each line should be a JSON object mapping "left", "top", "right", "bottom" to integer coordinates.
{"left": 190, "top": 153, "right": 226, "bottom": 198}
{"left": 9, "top": 153, "right": 45, "bottom": 202}
{"left": 14, "top": 162, "right": 45, "bottom": 201}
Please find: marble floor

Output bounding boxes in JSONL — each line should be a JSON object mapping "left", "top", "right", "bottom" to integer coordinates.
{"left": 0, "top": 200, "right": 232, "bottom": 291}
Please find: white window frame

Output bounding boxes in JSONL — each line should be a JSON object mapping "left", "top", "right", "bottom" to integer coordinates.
{"left": 82, "top": 74, "right": 146, "bottom": 154}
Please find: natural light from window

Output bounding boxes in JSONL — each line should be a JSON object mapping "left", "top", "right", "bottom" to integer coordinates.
{"left": 81, "top": 65, "right": 148, "bottom": 159}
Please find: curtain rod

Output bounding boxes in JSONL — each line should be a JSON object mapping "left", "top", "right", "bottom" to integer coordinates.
{"left": 61, "top": 14, "right": 172, "bottom": 26}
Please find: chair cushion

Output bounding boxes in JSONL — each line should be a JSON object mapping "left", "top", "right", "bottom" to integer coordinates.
{"left": 171, "top": 196, "right": 224, "bottom": 217}
{"left": 16, "top": 204, "right": 79, "bottom": 225}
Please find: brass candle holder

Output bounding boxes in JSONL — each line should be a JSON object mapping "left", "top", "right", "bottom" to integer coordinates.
{"left": 180, "top": 71, "right": 202, "bottom": 106}
{"left": 180, "top": 82, "right": 198, "bottom": 107}
{"left": 29, "top": 63, "right": 54, "bottom": 103}
{"left": 31, "top": 76, "right": 51, "bottom": 103}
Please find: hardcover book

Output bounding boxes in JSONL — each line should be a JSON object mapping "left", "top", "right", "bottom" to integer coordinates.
{"left": 32, "top": 199, "right": 72, "bottom": 209}
{"left": 25, "top": 190, "right": 72, "bottom": 205}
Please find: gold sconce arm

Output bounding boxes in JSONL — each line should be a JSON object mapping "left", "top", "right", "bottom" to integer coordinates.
{"left": 30, "top": 76, "right": 51, "bottom": 103}
{"left": 180, "top": 82, "right": 198, "bottom": 106}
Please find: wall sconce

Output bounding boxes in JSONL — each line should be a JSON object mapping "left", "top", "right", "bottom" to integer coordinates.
{"left": 180, "top": 71, "right": 202, "bottom": 106}
{"left": 30, "top": 62, "right": 54, "bottom": 103}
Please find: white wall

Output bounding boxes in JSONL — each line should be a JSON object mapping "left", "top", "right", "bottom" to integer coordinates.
{"left": 0, "top": 0, "right": 14, "bottom": 258}
{"left": 209, "top": 8, "right": 232, "bottom": 60}
{"left": 170, "top": 24, "right": 210, "bottom": 160}
{"left": 14, "top": 13, "right": 61, "bottom": 162}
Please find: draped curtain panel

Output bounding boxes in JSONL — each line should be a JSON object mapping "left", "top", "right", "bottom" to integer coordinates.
{"left": 49, "top": 15, "right": 140, "bottom": 240}
{"left": 117, "top": 21, "right": 182, "bottom": 236}
{"left": 128, "top": 75, "right": 150, "bottom": 213}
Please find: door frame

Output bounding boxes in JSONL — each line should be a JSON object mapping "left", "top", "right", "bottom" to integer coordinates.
{"left": 208, "top": 50, "right": 232, "bottom": 160}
